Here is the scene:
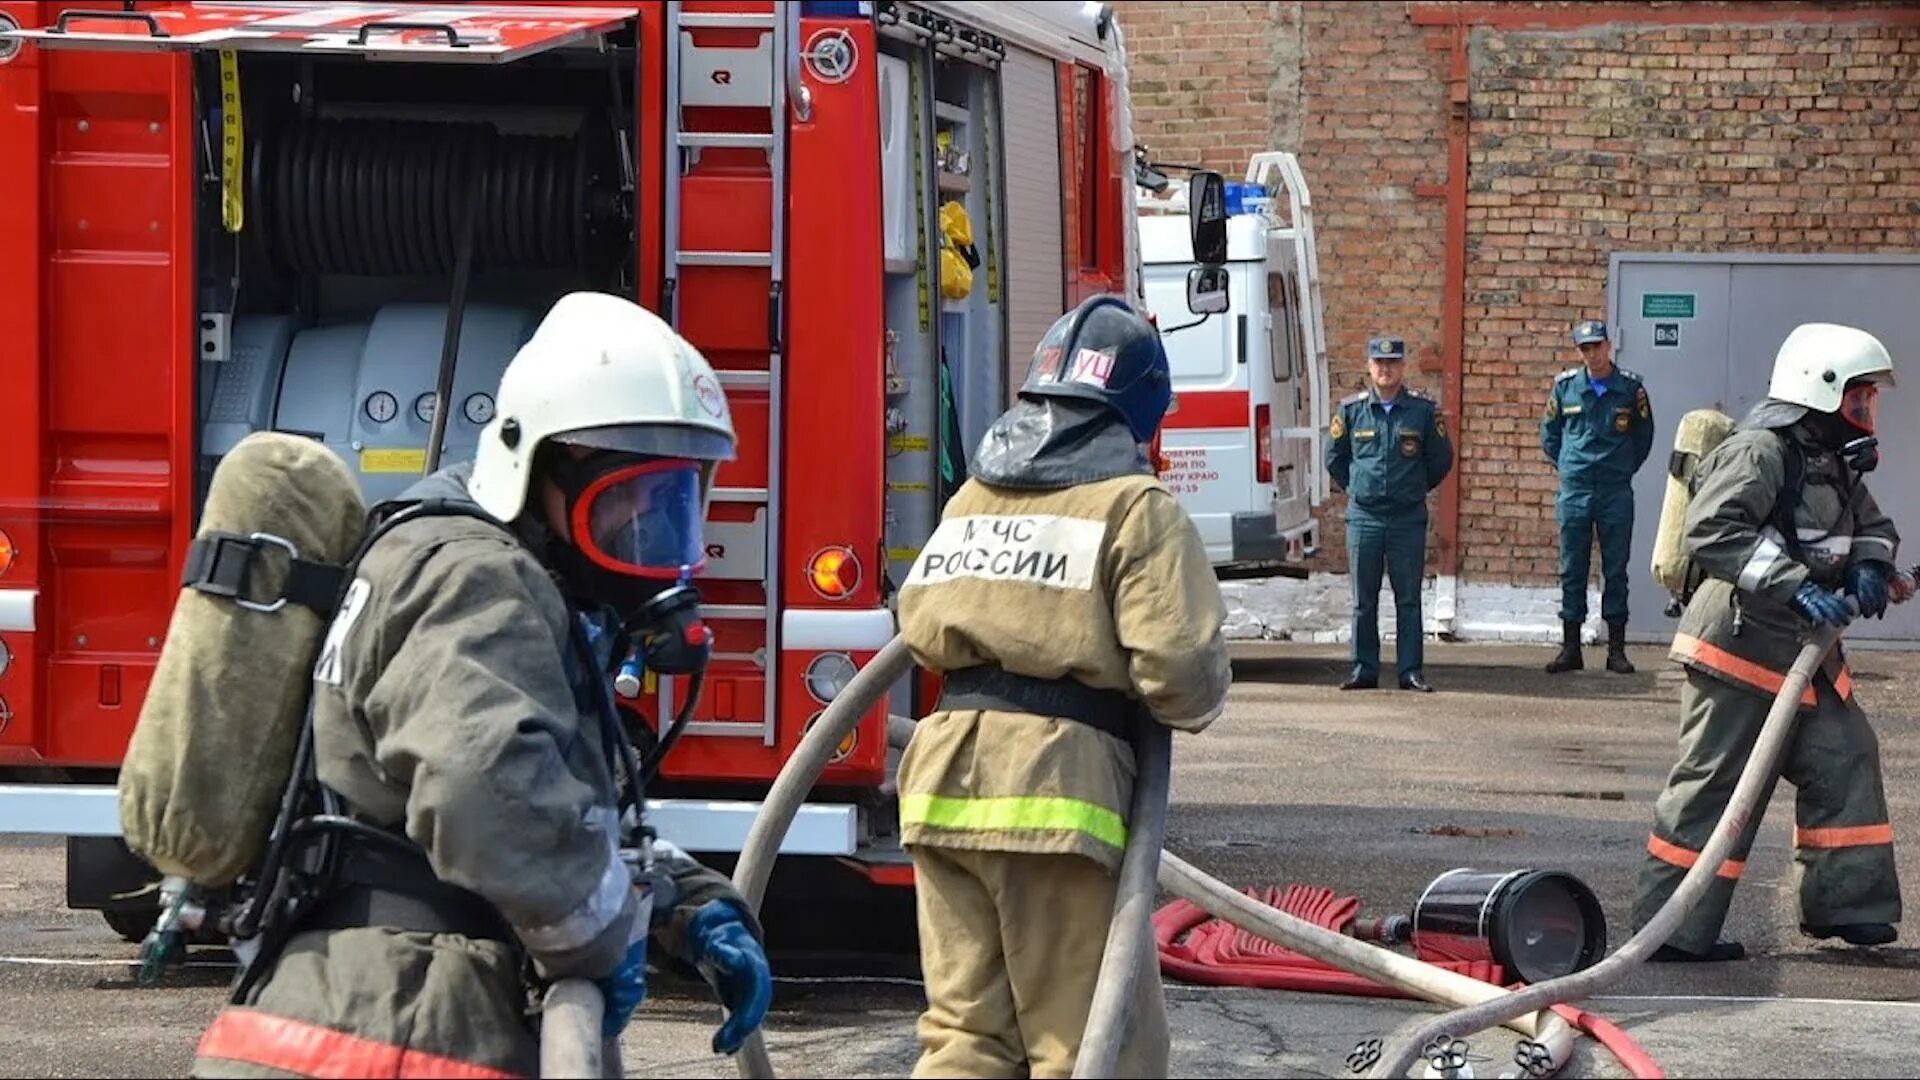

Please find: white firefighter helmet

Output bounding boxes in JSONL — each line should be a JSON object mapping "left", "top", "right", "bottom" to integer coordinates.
{"left": 468, "top": 291, "right": 736, "bottom": 523}
{"left": 1767, "top": 322, "right": 1896, "bottom": 414}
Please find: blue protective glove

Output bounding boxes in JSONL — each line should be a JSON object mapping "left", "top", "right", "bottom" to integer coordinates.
{"left": 685, "top": 899, "right": 772, "bottom": 1055}
{"left": 1792, "top": 581, "right": 1853, "bottom": 628}
{"left": 1848, "top": 561, "right": 1891, "bottom": 620}
{"left": 594, "top": 936, "right": 649, "bottom": 1039}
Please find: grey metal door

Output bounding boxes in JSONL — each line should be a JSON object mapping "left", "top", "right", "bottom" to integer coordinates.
{"left": 1610, "top": 259, "right": 1735, "bottom": 642}
{"left": 1612, "top": 254, "right": 1920, "bottom": 645}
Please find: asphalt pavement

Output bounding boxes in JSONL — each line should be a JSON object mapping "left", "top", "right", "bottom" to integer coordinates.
{"left": 3, "top": 640, "right": 1919, "bottom": 1078}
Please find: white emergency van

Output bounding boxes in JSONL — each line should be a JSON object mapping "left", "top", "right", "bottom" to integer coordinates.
{"left": 1138, "top": 152, "right": 1329, "bottom": 578}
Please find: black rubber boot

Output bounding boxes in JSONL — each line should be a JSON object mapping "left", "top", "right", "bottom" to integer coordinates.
{"left": 1803, "top": 922, "right": 1898, "bottom": 947}
{"left": 1545, "top": 619, "right": 1583, "bottom": 673}
{"left": 1606, "top": 619, "right": 1636, "bottom": 674}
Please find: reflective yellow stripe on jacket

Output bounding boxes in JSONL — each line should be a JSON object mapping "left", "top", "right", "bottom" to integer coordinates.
{"left": 900, "top": 792, "right": 1128, "bottom": 851}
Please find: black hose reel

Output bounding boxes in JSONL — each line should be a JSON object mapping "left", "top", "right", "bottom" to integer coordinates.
{"left": 1411, "top": 867, "right": 1608, "bottom": 985}
{"left": 238, "top": 113, "right": 628, "bottom": 474}
{"left": 245, "top": 115, "right": 628, "bottom": 280}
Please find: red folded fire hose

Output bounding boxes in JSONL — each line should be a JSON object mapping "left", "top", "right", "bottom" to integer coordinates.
{"left": 1153, "top": 886, "right": 1665, "bottom": 1078}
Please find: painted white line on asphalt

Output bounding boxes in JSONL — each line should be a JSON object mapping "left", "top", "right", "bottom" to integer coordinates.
{"left": 0, "top": 955, "right": 926, "bottom": 984}
{"left": 1159, "top": 985, "right": 1920, "bottom": 1012}
{"left": 1590, "top": 994, "right": 1920, "bottom": 1010}
{"left": 772, "top": 975, "right": 924, "bottom": 988}
{"left": 0, "top": 955, "right": 229, "bottom": 969}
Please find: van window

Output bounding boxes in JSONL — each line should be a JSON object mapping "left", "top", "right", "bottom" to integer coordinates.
{"left": 1267, "top": 272, "right": 1296, "bottom": 382}
{"left": 1146, "top": 270, "right": 1232, "bottom": 383}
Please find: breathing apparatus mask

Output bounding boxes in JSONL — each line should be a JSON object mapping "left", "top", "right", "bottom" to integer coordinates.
{"left": 1836, "top": 380, "right": 1881, "bottom": 472}
{"left": 541, "top": 443, "right": 715, "bottom": 676}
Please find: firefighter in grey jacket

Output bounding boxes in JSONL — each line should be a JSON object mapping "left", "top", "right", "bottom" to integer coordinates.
{"left": 193, "top": 293, "right": 772, "bottom": 1077}
{"left": 895, "top": 295, "right": 1232, "bottom": 1078}
{"left": 1632, "top": 322, "right": 1901, "bottom": 962}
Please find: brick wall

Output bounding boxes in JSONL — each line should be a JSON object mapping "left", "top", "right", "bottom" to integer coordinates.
{"left": 1117, "top": 2, "right": 1297, "bottom": 173}
{"left": 1117, "top": 1, "right": 1920, "bottom": 585}
{"left": 1462, "top": 15, "right": 1920, "bottom": 582}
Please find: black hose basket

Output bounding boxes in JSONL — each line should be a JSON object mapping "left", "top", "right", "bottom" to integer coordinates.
{"left": 1411, "top": 867, "right": 1608, "bottom": 985}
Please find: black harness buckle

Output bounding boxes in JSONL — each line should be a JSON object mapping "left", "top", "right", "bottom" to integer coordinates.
{"left": 182, "top": 531, "right": 345, "bottom": 616}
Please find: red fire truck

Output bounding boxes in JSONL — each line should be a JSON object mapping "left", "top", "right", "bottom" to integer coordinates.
{"left": 0, "top": 1, "right": 1224, "bottom": 937}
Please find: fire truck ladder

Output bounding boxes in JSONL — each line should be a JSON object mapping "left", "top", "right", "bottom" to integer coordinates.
{"left": 662, "top": 2, "right": 799, "bottom": 746}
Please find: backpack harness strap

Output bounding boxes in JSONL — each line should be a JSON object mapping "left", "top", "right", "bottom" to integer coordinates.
{"left": 182, "top": 531, "right": 347, "bottom": 617}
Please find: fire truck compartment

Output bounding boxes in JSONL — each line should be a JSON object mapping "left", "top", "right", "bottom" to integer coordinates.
{"left": 207, "top": 304, "right": 538, "bottom": 504}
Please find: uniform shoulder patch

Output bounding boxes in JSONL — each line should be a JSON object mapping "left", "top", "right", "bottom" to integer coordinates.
{"left": 1329, "top": 411, "right": 1345, "bottom": 439}
{"left": 1635, "top": 382, "right": 1651, "bottom": 419}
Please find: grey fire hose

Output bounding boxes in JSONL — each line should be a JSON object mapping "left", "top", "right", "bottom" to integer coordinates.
{"left": 1368, "top": 611, "right": 1854, "bottom": 1078}
{"left": 1072, "top": 718, "right": 1173, "bottom": 1078}
{"left": 725, "top": 634, "right": 1578, "bottom": 1079}
{"left": 728, "top": 635, "right": 918, "bottom": 1079}
{"left": 540, "top": 978, "right": 622, "bottom": 1079}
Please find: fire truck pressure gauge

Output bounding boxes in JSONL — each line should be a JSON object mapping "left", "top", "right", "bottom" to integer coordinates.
{"left": 364, "top": 391, "right": 399, "bottom": 424}
{"left": 464, "top": 393, "right": 496, "bottom": 425}
{"left": 414, "top": 393, "right": 437, "bottom": 424}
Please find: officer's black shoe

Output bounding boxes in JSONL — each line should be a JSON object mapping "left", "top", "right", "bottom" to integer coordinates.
{"left": 1649, "top": 938, "right": 1747, "bottom": 963}
{"left": 1802, "top": 922, "right": 1898, "bottom": 946}
{"left": 1545, "top": 619, "right": 1583, "bottom": 673}
{"left": 1399, "top": 673, "right": 1434, "bottom": 693}
{"left": 1340, "top": 673, "right": 1377, "bottom": 691}
{"left": 1606, "top": 620, "right": 1636, "bottom": 674}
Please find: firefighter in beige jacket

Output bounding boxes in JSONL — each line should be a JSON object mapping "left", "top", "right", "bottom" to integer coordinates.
{"left": 896, "top": 294, "right": 1231, "bottom": 1079}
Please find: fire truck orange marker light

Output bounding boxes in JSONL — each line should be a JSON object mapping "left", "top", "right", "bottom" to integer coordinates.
{"left": 0, "top": 529, "right": 14, "bottom": 576}
{"left": 808, "top": 547, "right": 859, "bottom": 599}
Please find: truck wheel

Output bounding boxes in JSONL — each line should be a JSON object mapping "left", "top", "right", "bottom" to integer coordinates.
{"left": 102, "top": 907, "right": 158, "bottom": 943}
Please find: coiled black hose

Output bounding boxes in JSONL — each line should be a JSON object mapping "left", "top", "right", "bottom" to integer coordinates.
{"left": 251, "top": 117, "right": 597, "bottom": 276}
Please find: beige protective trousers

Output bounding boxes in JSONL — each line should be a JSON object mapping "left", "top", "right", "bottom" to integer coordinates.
{"left": 908, "top": 846, "right": 1168, "bottom": 1079}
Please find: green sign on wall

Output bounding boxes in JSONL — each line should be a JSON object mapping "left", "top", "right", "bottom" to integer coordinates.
{"left": 1641, "top": 293, "right": 1696, "bottom": 319}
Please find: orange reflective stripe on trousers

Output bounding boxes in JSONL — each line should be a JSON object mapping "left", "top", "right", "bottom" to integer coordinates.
{"left": 1672, "top": 633, "right": 1854, "bottom": 707}
{"left": 1646, "top": 833, "right": 1745, "bottom": 879}
{"left": 1795, "top": 823, "right": 1895, "bottom": 849}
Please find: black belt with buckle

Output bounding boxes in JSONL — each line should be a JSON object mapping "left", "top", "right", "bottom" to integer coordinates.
{"left": 936, "top": 665, "right": 1141, "bottom": 742}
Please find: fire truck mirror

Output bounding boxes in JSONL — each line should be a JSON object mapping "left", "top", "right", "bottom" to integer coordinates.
{"left": 1186, "top": 266, "right": 1229, "bottom": 317}
{"left": 1189, "top": 169, "right": 1229, "bottom": 267}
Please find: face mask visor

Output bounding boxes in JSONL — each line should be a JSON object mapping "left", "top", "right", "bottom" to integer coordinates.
{"left": 1840, "top": 380, "right": 1880, "bottom": 435}
{"left": 569, "top": 459, "right": 707, "bottom": 580}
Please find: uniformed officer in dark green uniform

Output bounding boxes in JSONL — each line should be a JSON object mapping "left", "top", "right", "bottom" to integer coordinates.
{"left": 1540, "top": 319, "right": 1654, "bottom": 675}
{"left": 1326, "top": 336, "right": 1454, "bottom": 692}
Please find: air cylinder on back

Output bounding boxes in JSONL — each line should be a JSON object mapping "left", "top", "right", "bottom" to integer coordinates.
{"left": 118, "top": 432, "right": 368, "bottom": 888}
